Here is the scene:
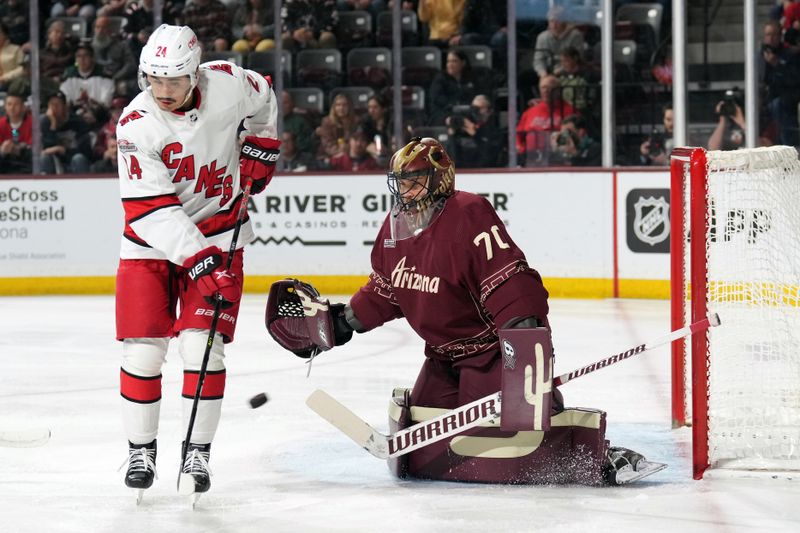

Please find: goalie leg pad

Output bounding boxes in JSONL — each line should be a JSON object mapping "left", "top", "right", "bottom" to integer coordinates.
{"left": 387, "top": 395, "right": 608, "bottom": 485}
{"left": 387, "top": 388, "right": 412, "bottom": 479}
{"left": 499, "top": 327, "right": 554, "bottom": 431}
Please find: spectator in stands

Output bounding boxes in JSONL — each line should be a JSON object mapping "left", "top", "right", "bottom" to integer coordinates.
{"left": 515, "top": 74, "right": 575, "bottom": 166}
{"left": 97, "top": 0, "right": 128, "bottom": 17}
{"left": 92, "top": 16, "right": 138, "bottom": 90}
{"left": 281, "top": 0, "right": 338, "bottom": 52}
{"left": 708, "top": 89, "right": 746, "bottom": 151}
{"left": 90, "top": 132, "right": 118, "bottom": 173}
{"left": 556, "top": 46, "right": 597, "bottom": 115}
{"left": 337, "top": 0, "right": 386, "bottom": 22}
{"left": 761, "top": 20, "right": 800, "bottom": 146}
{"left": 0, "top": 92, "right": 33, "bottom": 174}
{"left": 126, "top": 0, "right": 180, "bottom": 37}
{"left": 359, "top": 95, "right": 392, "bottom": 164}
{"left": 281, "top": 130, "right": 317, "bottom": 172}
{"left": 0, "top": 0, "right": 29, "bottom": 45}
{"left": 182, "top": 0, "right": 233, "bottom": 52}
{"left": 0, "top": 22, "right": 24, "bottom": 91}
{"left": 445, "top": 95, "right": 503, "bottom": 168}
{"left": 281, "top": 90, "right": 317, "bottom": 157}
{"left": 533, "top": 6, "right": 585, "bottom": 79}
{"left": 60, "top": 44, "right": 115, "bottom": 113}
{"left": 40, "top": 19, "right": 76, "bottom": 82}
{"left": 8, "top": 52, "right": 60, "bottom": 102}
{"left": 232, "top": 24, "right": 275, "bottom": 54}
{"left": 417, "top": 0, "right": 464, "bottom": 49}
{"left": 450, "top": 0, "right": 506, "bottom": 57}
{"left": 233, "top": 0, "right": 276, "bottom": 43}
{"left": 316, "top": 92, "right": 360, "bottom": 161}
{"left": 40, "top": 91, "right": 92, "bottom": 174}
{"left": 329, "top": 127, "right": 382, "bottom": 171}
{"left": 49, "top": 0, "right": 97, "bottom": 20}
{"left": 92, "top": 96, "right": 127, "bottom": 162}
{"left": 651, "top": 44, "right": 673, "bottom": 86}
{"left": 639, "top": 104, "right": 674, "bottom": 166}
{"left": 549, "top": 114, "right": 600, "bottom": 167}
{"left": 429, "top": 49, "right": 491, "bottom": 125}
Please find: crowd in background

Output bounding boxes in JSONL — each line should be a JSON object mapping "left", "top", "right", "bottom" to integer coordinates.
{"left": 0, "top": 0, "right": 798, "bottom": 175}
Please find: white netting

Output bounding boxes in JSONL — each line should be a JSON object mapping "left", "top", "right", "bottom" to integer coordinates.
{"left": 702, "top": 146, "right": 800, "bottom": 469}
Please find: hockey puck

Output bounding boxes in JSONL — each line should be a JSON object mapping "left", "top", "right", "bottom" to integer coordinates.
{"left": 249, "top": 392, "right": 269, "bottom": 409}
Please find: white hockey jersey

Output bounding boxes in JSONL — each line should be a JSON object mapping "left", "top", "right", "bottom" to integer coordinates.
{"left": 116, "top": 61, "right": 278, "bottom": 264}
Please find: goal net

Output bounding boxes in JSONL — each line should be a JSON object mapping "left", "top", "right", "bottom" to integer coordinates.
{"left": 670, "top": 146, "right": 800, "bottom": 479}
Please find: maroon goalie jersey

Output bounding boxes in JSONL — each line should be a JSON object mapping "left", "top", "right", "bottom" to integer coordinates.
{"left": 349, "top": 191, "right": 549, "bottom": 364}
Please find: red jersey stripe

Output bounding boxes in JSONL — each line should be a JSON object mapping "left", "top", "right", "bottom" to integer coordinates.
{"left": 122, "top": 194, "right": 182, "bottom": 224}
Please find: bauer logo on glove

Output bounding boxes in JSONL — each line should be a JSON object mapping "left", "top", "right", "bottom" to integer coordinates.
{"left": 182, "top": 246, "right": 241, "bottom": 308}
{"left": 241, "top": 144, "right": 280, "bottom": 163}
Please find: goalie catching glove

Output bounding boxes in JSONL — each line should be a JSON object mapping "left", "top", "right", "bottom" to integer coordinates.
{"left": 266, "top": 279, "right": 356, "bottom": 357}
{"left": 240, "top": 136, "right": 281, "bottom": 194}
{"left": 183, "top": 246, "right": 240, "bottom": 308}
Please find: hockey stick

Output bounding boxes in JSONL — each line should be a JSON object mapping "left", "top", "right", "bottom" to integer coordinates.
{"left": 306, "top": 313, "right": 720, "bottom": 460}
{"left": 553, "top": 312, "right": 721, "bottom": 386}
{"left": 306, "top": 390, "right": 501, "bottom": 460}
{"left": 0, "top": 428, "right": 51, "bottom": 448}
{"left": 178, "top": 181, "right": 252, "bottom": 491}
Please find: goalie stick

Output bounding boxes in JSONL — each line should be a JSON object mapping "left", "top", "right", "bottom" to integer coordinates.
{"left": 306, "top": 313, "right": 720, "bottom": 460}
{"left": 0, "top": 428, "right": 51, "bottom": 448}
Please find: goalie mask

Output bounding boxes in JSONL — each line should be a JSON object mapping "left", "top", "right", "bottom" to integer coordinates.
{"left": 387, "top": 137, "right": 455, "bottom": 241}
{"left": 138, "top": 24, "right": 201, "bottom": 94}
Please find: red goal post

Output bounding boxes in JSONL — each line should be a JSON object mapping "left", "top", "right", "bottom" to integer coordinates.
{"left": 670, "top": 146, "right": 800, "bottom": 479}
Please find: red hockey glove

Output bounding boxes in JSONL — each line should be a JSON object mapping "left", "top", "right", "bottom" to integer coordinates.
{"left": 183, "top": 246, "right": 241, "bottom": 308}
{"left": 240, "top": 136, "right": 281, "bottom": 195}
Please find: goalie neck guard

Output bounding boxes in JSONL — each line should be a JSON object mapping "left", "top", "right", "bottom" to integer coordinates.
{"left": 387, "top": 137, "right": 455, "bottom": 241}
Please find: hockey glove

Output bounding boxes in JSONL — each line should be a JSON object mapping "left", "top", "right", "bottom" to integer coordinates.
{"left": 240, "top": 136, "right": 281, "bottom": 195}
{"left": 266, "top": 279, "right": 353, "bottom": 358}
{"left": 183, "top": 246, "right": 241, "bottom": 308}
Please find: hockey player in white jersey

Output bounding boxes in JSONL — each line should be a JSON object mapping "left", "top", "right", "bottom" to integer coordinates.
{"left": 115, "top": 24, "right": 280, "bottom": 503}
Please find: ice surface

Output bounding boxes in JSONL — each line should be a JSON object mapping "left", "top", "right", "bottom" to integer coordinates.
{"left": 1, "top": 296, "right": 798, "bottom": 533}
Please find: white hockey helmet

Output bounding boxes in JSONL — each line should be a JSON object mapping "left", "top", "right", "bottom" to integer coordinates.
{"left": 138, "top": 24, "right": 202, "bottom": 92}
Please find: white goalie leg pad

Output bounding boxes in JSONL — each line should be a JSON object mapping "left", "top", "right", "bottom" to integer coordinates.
{"left": 179, "top": 329, "right": 226, "bottom": 444}
{"left": 121, "top": 338, "right": 169, "bottom": 444}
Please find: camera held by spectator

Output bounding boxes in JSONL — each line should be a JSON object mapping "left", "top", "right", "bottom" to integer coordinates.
{"left": 718, "top": 89, "right": 743, "bottom": 118}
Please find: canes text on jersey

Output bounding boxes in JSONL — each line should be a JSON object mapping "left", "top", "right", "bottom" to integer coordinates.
{"left": 161, "top": 142, "right": 234, "bottom": 207}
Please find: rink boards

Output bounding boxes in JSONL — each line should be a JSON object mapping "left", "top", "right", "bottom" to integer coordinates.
{"left": 0, "top": 169, "right": 669, "bottom": 298}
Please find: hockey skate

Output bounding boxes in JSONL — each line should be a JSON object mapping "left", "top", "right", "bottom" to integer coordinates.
{"left": 120, "top": 440, "right": 157, "bottom": 505}
{"left": 603, "top": 446, "right": 666, "bottom": 485}
{"left": 178, "top": 442, "right": 212, "bottom": 508}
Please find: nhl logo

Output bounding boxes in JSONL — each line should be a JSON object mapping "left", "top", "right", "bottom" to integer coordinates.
{"left": 633, "top": 196, "right": 670, "bottom": 246}
{"left": 502, "top": 339, "right": 516, "bottom": 369}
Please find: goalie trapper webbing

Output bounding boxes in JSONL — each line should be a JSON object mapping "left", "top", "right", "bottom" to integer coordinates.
{"left": 265, "top": 279, "right": 334, "bottom": 358}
